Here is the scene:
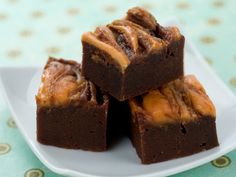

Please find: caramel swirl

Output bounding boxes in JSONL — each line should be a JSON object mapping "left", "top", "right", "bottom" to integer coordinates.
{"left": 111, "top": 20, "right": 165, "bottom": 53}
{"left": 126, "top": 7, "right": 158, "bottom": 31}
{"left": 82, "top": 7, "right": 182, "bottom": 72}
{"left": 36, "top": 58, "right": 86, "bottom": 107}
{"left": 82, "top": 32, "right": 130, "bottom": 72}
{"left": 130, "top": 75, "right": 216, "bottom": 125}
{"left": 108, "top": 24, "right": 139, "bottom": 53}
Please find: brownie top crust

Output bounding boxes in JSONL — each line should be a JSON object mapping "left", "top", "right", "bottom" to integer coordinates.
{"left": 129, "top": 75, "right": 216, "bottom": 125}
{"left": 82, "top": 7, "right": 182, "bottom": 73}
{"left": 36, "top": 57, "right": 103, "bottom": 107}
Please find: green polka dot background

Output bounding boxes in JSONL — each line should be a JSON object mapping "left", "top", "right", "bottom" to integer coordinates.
{"left": 0, "top": 0, "right": 236, "bottom": 177}
{"left": 0, "top": 143, "right": 11, "bottom": 155}
{"left": 211, "top": 156, "right": 231, "bottom": 168}
{"left": 25, "top": 169, "right": 44, "bottom": 177}
{"left": 7, "top": 118, "right": 17, "bottom": 128}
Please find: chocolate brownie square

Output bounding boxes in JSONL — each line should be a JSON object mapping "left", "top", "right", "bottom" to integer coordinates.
{"left": 82, "top": 7, "right": 184, "bottom": 101}
{"left": 36, "top": 57, "right": 109, "bottom": 151}
{"left": 129, "top": 75, "right": 219, "bottom": 164}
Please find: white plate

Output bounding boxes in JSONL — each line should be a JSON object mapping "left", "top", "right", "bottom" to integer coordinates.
{"left": 1, "top": 19, "right": 236, "bottom": 177}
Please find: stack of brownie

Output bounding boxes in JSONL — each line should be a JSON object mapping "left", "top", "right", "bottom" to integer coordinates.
{"left": 36, "top": 7, "right": 219, "bottom": 164}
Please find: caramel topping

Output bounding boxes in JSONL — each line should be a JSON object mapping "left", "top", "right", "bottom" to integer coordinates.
{"left": 135, "top": 27, "right": 165, "bottom": 52}
{"left": 130, "top": 75, "right": 216, "bottom": 125}
{"left": 142, "top": 90, "right": 177, "bottom": 124}
{"left": 108, "top": 24, "right": 139, "bottom": 53}
{"left": 112, "top": 20, "right": 148, "bottom": 33}
{"left": 110, "top": 20, "right": 165, "bottom": 55}
{"left": 160, "top": 85, "right": 194, "bottom": 121}
{"left": 82, "top": 7, "right": 182, "bottom": 72}
{"left": 36, "top": 58, "right": 86, "bottom": 107}
{"left": 164, "top": 27, "right": 182, "bottom": 41}
{"left": 184, "top": 75, "right": 206, "bottom": 92}
{"left": 184, "top": 75, "right": 216, "bottom": 117}
{"left": 94, "top": 26, "right": 123, "bottom": 52}
{"left": 82, "top": 32, "right": 130, "bottom": 73}
{"left": 126, "top": 7, "right": 158, "bottom": 31}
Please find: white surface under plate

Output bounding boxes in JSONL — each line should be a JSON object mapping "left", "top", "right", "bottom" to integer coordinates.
{"left": 1, "top": 19, "right": 236, "bottom": 177}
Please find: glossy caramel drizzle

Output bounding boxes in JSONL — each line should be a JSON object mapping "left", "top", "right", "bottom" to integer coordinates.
{"left": 130, "top": 75, "right": 216, "bottom": 125}
{"left": 82, "top": 7, "right": 181, "bottom": 72}
{"left": 36, "top": 58, "right": 86, "bottom": 107}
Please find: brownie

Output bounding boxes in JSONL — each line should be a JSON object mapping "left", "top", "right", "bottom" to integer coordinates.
{"left": 129, "top": 75, "right": 219, "bottom": 164}
{"left": 36, "top": 57, "right": 109, "bottom": 151}
{"left": 107, "top": 98, "right": 130, "bottom": 144}
{"left": 82, "top": 7, "right": 184, "bottom": 101}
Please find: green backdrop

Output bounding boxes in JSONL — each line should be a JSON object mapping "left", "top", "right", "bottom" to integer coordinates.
{"left": 0, "top": 0, "right": 235, "bottom": 176}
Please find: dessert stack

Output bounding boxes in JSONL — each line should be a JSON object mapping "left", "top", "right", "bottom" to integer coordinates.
{"left": 36, "top": 7, "right": 219, "bottom": 164}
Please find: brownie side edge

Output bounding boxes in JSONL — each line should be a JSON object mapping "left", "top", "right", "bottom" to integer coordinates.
{"left": 82, "top": 36, "right": 184, "bottom": 101}
{"left": 37, "top": 103, "right": 108, "bottom": 152}
{"left": 124, "top": 36, "right": 184, "bottom": 98}
{"left": 82, "top": 42, "right": 124, "bottom": 100}
{"left": 131, "top": 114, "right": 219, "bottom": 164}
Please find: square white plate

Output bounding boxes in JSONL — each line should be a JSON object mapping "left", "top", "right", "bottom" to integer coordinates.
{"left": 1, "top": 19, "right": 236, "bottom": 177}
